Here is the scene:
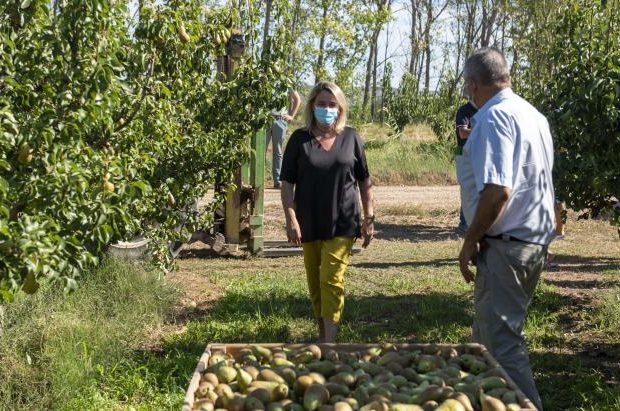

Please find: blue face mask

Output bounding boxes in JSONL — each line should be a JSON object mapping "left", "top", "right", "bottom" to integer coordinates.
{"left": 314, "top": 106, "right": 338, "bottom": 125}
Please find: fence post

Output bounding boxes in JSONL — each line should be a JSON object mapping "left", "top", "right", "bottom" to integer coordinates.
{"left": 248, "top": 128, "right": 266, "bottom": 254}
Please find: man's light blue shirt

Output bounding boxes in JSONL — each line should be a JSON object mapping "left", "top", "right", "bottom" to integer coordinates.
{"left": 459, "top": 88, "right": 556, "bottom": 245}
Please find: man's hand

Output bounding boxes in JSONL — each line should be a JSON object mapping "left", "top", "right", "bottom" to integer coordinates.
{"left": 457, "top": 125, "right": 471, "bottom": 140}
{"left": 286, "top": 218, "right": 302, "bottom": 245}
{"left": 457, "top": 184, "right": 511, "bottom": 283}
{"left": 282, "top": 113, "right": 294, "bottom": 122}
{"left": 458, "top": 238, "right": 478, "bottom": 283}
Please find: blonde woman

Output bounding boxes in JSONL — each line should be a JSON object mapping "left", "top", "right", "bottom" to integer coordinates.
{"left": 280, "top": 81, "right": 374, "bottom": 343}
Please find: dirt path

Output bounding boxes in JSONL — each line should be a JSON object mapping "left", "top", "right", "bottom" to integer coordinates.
{"left": 264, "top": 185, "right": 460, "bottom": 208}
{"left": 263, "top": 185, "right": 461, "bottom": 240}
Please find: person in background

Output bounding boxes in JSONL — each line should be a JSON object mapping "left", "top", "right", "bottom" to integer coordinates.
{"left": 267, "top": 90, "right": 301, "bottom": 189}
{"left": 458, "top": 47, "right": 555, "bottom": 411}
{"left": 280, "top": 81, "right": 374, "bottom": 343}
{"left": 455, "top": 96, "right": 478, "bottom": 235}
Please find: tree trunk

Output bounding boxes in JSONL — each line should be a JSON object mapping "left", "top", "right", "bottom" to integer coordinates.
{"left": 314, "top": 2, "right": 330, "bottom": 84}
{"left": 451, "top": 0, "right": 464, "bottom": 95}
{"left": 480, "top": 0, "right": 500, "bottom": 47}
{"left": 415, "top": 7, "right": 423, "bottom": 91}
{"left": 380, "top": 15, "right": 391, "bottom": 124}
{"left": 408, "top": 0, "right": 419, "bottom": 75}
{"left": 262, "top": 0, "right": 273, "bottom": 51}
{"left": 288, "top": 0, "right": 303, "bottom": 67}
{"left": 464, "top": 0, "right": 478, "bottom": 58}
{"left": 370, "top": 37, "right": 379, "bottom": 120}
{"left": 363, "top": 40, "right": 377, "bottom": 117}
{"left": 423, "top": 0, "right": 432, "bottom": 92}
{"left": 363, "top": 0, "right": 390, "bottom": 119}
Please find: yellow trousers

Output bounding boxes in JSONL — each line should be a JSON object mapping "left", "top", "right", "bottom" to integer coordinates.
{"left": 302, "top": 236, "right": 355, "bottom": 322}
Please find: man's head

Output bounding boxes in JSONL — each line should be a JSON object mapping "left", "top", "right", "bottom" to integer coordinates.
{"left": 463, "top": 48, "right": 511, "bottom": 108}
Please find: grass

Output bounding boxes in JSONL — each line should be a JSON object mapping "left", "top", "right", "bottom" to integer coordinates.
{"left": 364, "top": 137, "right": 456, "bottom": 185}
{"left": 1, "top": 207, "right": 619, "bottom": 410}
{"left": 592, "top": 287, "right": 620, "bottom": 340}
{"left": 265, "top": 122, "right": 456, "bottom": 186}
{"left": 0, "top": 259, "right": 179, "bottom": 410}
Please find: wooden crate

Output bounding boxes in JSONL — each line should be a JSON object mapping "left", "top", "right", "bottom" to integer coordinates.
{"left": 183, "top": 343, "right": 538, "bottom": 411}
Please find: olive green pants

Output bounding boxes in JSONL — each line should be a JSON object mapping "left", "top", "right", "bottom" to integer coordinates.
{"left": 302, "top": 236, "right": 355, "bottom": 322}
{"left": 474, "top": 237, "right": 547, "bottom": 411}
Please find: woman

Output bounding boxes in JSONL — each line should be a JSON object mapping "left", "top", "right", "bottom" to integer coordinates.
{"left": 280, "top": 81, "right": 374, "bottom": 343}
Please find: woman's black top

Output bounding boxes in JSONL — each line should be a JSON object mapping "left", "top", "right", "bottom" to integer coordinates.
{"left": 280, "top": 126, "right": 370, "bottom": 243}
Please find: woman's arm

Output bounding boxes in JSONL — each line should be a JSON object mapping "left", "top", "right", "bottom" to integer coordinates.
{"left": 359, "top": 177, "right": 375, "bottom": 248}
{"left": 281, "top": 181, "right": 302, "bottom": 245}
{"left": 284, "top": 90, "right": 301, "bottom": 121}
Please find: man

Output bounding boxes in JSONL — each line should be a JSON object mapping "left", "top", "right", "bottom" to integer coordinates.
{"left": 458, "top": 47, "right": 555, "bottom": 411}
{"left": 266, "top": 90, "right": 301, "bottom": 189}
{"left": 455, "top": 97, "right": 478, "bottom": 234}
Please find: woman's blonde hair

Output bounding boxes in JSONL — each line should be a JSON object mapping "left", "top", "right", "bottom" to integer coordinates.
{"left": 304, "top": 81, "right": 348, "bottom": 135}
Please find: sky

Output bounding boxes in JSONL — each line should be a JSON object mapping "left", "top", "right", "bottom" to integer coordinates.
{"left": 378, "top": 2, "right": 456, "bottom": 89}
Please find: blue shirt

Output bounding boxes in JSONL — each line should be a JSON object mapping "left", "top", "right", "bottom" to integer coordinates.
{"left": 460, "top": 89, "right": 556, "bottom": 245}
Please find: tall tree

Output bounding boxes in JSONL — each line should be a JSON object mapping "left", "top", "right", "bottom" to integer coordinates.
{"left": 422, "top": 0, "right": 449, "bottom": 92}
{"left": 408, "top": 0, "right": 422, "bottom": 78}
{"left": 363, "top": 0, "right": 391, "bottom": 119}
{"left": 313, "top": 0, "right": 331, "bottom": 84}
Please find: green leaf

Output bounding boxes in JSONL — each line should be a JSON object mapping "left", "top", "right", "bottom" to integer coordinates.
{"left": 0, "top": 177, "right": 7, "bottom": 194}
{"left": 20, "top": 0, "right": 32, "bottom": 9}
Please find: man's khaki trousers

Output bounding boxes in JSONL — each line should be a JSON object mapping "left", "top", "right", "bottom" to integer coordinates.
{"left": 474, "top": 237, "right": 547, "bottom": 411}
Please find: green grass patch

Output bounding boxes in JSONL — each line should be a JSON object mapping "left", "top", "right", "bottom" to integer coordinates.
{"left": 533, "top": 351, "right": 620, "bottom": 411}
{"left": 364, "top": 137, "right": 456, "bottom": 186}
{"left": 592, "top": 287, "right": 620, "bottom": 340}
{"left": 0, "top": 259, "right": 178, "bottom": 410}
{"left": 265, "top": 122, "right": 455, "bottom": 186}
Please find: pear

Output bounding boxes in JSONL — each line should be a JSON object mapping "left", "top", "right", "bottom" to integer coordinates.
{"left": 178, "top": 24, "right": 190, "bottom": 43}
{"left": 215, "top": 366, "right": 238, "bottom": 384}
{"left": 259, "top": 369, "right": 286, "bottom": 385}
{"left": 303, "top": 384, "right": 330, "bottom": 411}
{"left": 245, "top": 396, "right": 265, "bottom": 411}
{"left": 237, "top": 368, "right": 253, "bottom": 392}
{"left": 333, "top": 402, "right": 353, "bottom": 411}
{"left": 17, "top": 143, "right": 32, "bottom": 164}
{"left": 103, "top": 180, "right": 115, "bottom": 193}
{"left": 480, "top": 393, "right": 506, "bottom": 411}
{"left": 21, "top": 272, "right": 39, "bottom": 294}
{"left": 435, "top": 399, "right": 465, "bottom": 411}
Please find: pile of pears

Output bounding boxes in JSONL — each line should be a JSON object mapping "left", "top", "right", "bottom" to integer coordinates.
{"left": 192, "top": 344, "right": 532, "bottom": 411}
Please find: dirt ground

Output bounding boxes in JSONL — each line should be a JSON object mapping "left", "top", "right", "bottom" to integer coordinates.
{"left": 262, "top": 185, "right": 461, "bottom": 240}
{"left": 263, "top": 185, "right": 460, "bottom": 210}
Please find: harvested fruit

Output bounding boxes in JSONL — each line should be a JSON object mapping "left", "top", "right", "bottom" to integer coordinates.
{"left": 190, "top": 345, "right": 534, "bottom": 411}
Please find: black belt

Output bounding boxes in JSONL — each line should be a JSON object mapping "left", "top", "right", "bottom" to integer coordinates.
{"left": 484, "top": 234, "right": 529, "bottom": 243}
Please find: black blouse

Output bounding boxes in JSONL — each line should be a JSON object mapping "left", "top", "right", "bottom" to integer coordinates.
{"left": 280, "top": 126, "right": 370, "bottom": 243}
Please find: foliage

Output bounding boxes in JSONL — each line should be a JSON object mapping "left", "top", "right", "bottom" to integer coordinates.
{"left": 293, "top": 0, "right": 390, "bottom": 92}
{"left": 384, "top": 72, "right": 462, "bottom": 140}
{"left": 515, "top": 0, "right": 619, "bottom": 229}
{"left": 0, "top": 0, "right": 292, "bottom": 300}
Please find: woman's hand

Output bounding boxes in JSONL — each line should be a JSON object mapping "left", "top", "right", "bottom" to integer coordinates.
{"left": 361, "top": 216, "right": 375, "bottom": 248}
{"left": 286, "top": 217, "right": 302, "bottom": 245}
